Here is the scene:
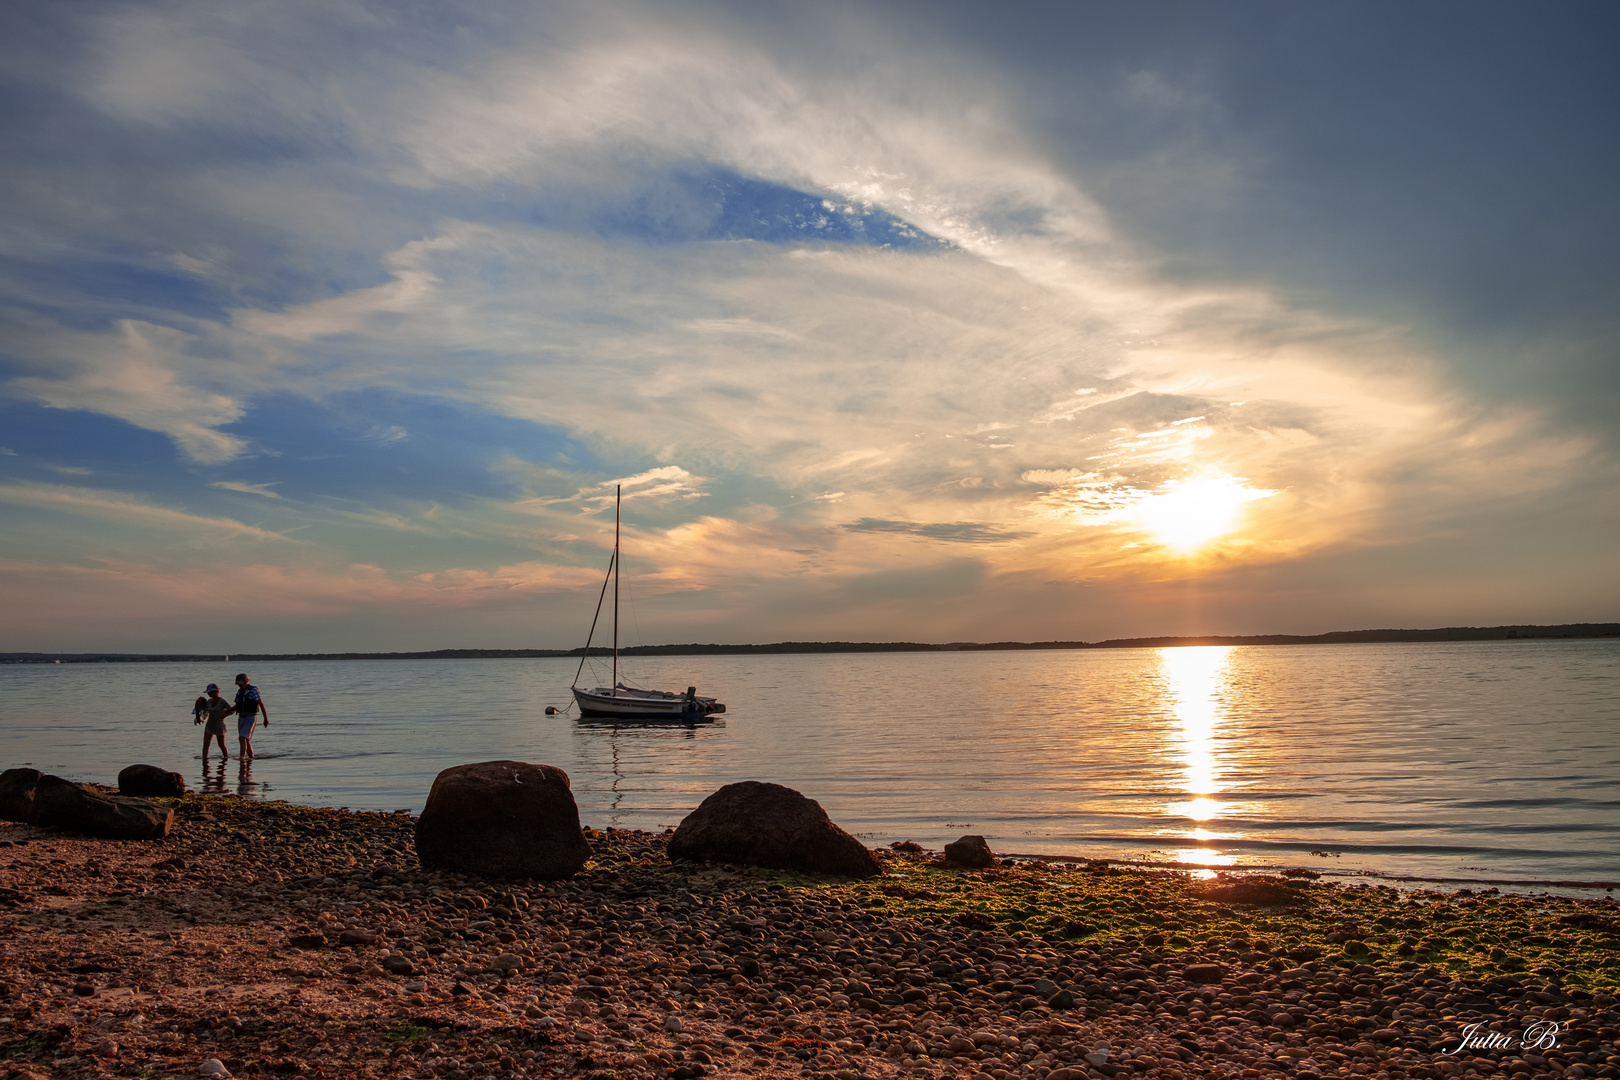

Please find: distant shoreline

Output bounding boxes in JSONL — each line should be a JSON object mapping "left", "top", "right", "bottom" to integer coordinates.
{"left": 5, "top": 621, "right": 1616, "bottom": 663}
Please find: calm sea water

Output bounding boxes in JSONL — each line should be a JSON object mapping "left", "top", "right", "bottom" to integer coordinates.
{"left": 3, "top": 641, "right": 1617, "bottom": 887}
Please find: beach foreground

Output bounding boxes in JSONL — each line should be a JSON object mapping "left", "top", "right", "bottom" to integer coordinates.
{"left": 1, "top": 795, "right": 1616, "bottom": 1080}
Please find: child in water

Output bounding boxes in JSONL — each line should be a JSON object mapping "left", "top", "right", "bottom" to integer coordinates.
{"left": 194, "top": 682, "right": 233, "bottom": 764}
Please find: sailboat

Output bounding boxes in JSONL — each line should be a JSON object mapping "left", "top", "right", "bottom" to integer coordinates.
{"left": 569, "top": 484, "right": 725, "bottom": 721}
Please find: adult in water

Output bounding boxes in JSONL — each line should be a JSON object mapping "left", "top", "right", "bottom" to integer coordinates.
{"left": 195, "top": 682, "right": 233, "bottom": 764}
{"left": 232, "top": 673, "right": 269, "bottom": 762}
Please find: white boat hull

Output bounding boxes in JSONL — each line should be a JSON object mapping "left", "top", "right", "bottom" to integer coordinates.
{"left": 571, "top": 685, "right": 724, "bottom": 720}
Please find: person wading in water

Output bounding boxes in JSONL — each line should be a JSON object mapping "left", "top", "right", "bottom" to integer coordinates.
{"left": 194, "top": 682, "right": 233, "bottom": 764}
{"left": 232, "top": 673, "right": 269, "bottom": 762}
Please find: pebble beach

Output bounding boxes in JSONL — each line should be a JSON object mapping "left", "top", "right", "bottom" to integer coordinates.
{"left": 1, "top": 793, "right": 1617, "bottom": 1080}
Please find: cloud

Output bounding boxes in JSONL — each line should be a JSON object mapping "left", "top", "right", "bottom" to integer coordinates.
{"left": 5, "top": 318, "right": 247, "bottom": 464}
{"left": 841, "top": 518, "right": 1032, "bottom": 544}
{"left": 210, "top": 480, "right": 281, "bottom": 498}
{"left": 0, "top": 483, "right": 291, "bottom": 541}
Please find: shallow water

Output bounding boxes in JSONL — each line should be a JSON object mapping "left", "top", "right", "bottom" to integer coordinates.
{"left": 3, "top": 640, "right": 1617, "bottom": 886}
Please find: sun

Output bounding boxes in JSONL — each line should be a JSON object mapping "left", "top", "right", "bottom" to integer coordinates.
{"left": 1131, "top": 474, "right": 1276, "bottom": 552}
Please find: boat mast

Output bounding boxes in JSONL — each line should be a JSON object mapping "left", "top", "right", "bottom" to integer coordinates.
{"left": 612, "top": 483, "right": 620, "bottom": 691}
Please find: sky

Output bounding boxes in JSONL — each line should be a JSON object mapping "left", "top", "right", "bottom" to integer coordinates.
{"left": 1, "top": 1, "right": 1617, "bottom": 652}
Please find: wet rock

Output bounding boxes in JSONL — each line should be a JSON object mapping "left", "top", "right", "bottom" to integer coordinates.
{"left": 943, "top": 834, "right": 994, "bottom": 869}
{"left": 0, "top": 767, "right": 42, "bottom": 823}
{"left": 31, "top": 774, "right": 174, "bottom": 839}
{"left": 668, "top": 781, "right": 881, "bottom": 878}
{"left": 117, "top": 764, "right": 185, "bottom": 798}
{"left": 415, "top": 760, "right": 591, "bottom": 879}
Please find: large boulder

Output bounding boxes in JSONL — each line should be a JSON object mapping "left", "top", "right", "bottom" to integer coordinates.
{"left": 668, "top": 781, "right": 881, "bottom": 878}
{"left": 1, "top": 770, "right": 173, "bottom": 838}
{"left": 0, "top": 767, "right": 42, "bottom": 823}
{"left": 118, "top": 764, "right": 185, "bottom": 798}
{"left": 944, "top": 834, "right": 995, "bottom": 869}
{"left": 33, "top": 775, "right": 175, "bottom": 839}
{"left": 415, "top": 761, "right": 591, "bottom": 879}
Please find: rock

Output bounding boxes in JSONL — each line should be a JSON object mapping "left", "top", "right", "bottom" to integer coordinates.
{"left": 1047, "top": 988, "right": 1077, "bottom": 1010}
{"left": 667, "top": 781, "right": 880, "bottom": 878}
{"left": 1183, "top": 964, "right": 1228, "bottom": 985}
{"left": 338, "top": 929, "right": 377, "bottom": 946}
{"left": 943, "top": 834, "right": 994, "bottom": 869}
{"left": 1369, "top": 1028, "right": 1403, "bottom": 1042}
{"left": 31, "top": 774, "right": 174, "bottom": 839}
{"left": 1045, "top": 1070, "right": 1087, "bottom": 1080}
{"left": 288, "top": 933, "right": 326, "bottom": 949}
{"left": 199, "top": 1059, "right": 231, "bottom": 1077}
{"left": 382, "top": 955, "right": 414, "bottom": 975}
{"left": 494, "top": 952, "right": 522, "bottom": 973}
{"left": 415, "top": 761, "right": 591, "bottom": 879}
{"left": 117, "top": 764, "right": 186, "bottom": 798}
{"left": 665, "top": 1016, "right": 681, "bottom": 1033}
{"left": 0, "top": 767, "right": 42, "bottom": 823}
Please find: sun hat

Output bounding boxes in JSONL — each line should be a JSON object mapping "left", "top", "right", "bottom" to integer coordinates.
{"left": 206, "top": 683, "right": 219, "bottom": 691}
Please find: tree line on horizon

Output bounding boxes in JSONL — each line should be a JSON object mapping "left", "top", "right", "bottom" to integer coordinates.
{"left": 4, "top": 622, "right": 1617, "bottom": 663}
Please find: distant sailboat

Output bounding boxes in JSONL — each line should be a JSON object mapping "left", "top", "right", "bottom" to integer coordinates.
{"left": 569, "top": 485, "right": 724, "bottom": 721}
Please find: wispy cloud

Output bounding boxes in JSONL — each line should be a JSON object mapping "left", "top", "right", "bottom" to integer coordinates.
{"left": 210, "top": 480, "right": 281, "bottom": 498}
{"left": 0, "top": 484, "right": 292, "bottom": 542}
{"left": 842, "top": 518, "right": 1032, "bottom": 544}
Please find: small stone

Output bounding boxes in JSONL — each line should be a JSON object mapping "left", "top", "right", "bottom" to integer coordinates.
{"left": 494, "top": 952, "right": 522, "bottom": 972}
{"left": 404, "top": 980, "right": 425, "bottom": 992}
{"left": 288, "top": 934, "right": 325, "bottom": 949}
{"left": 72, "top": 981, "right": 96, "bottom": 997}
{"left": 1183, "top": 964, "right": 1227, "bottom": 985}
{"left": 665, "top": 1015, "right": 682, "bottom": 1033}
{"left": 338, "top": 928, "right": 376, "bottom": 946}
{"left": 382, "top": 954, "right": 414, "bottom": 975}
{"left": 199, "top": 1059, "right": 231, "bottom": 1078}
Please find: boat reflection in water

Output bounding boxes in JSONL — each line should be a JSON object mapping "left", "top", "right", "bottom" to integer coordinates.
{"left": 1160, "top": 646, "right": 1241, "bottom": 876}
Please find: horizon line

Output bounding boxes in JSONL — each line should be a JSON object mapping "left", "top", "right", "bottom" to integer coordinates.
{"left": 4, "top": 621, "right": 1617, "bottom": 663}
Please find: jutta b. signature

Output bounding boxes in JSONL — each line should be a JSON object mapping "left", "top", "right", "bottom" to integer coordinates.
{"left": 1443, "top": 1020, "right": 1563, "bottom": 1055}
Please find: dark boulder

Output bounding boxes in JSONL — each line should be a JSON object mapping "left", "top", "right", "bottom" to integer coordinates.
{"left": 415, "top": 760, "right": 591, "bottom": 879}
{"left": 0, "top": 767, "right": 42, "bottom": 823}
{"left": 667, "top": 781, "right": 880, "bottom": 878}
{"left": 117, "top": 764, "right": 185, "bottom": 798}
{"left": 943, "top": 834, "right": 995, "bottom": 869}
{"left": 3, "top": 768, "right": 172, "bottom": 839}
{"left": 32, "top": 775, "right": 174, "bottom": 839}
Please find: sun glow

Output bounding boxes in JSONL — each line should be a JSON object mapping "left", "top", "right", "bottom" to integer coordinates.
{"left": 1131, "top": 474, "right": 1277, "bottom": 552}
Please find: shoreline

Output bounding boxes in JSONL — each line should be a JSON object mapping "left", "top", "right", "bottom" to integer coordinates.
{"left": 1, "top": 794, "right": 1616, "bottom": 1080}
